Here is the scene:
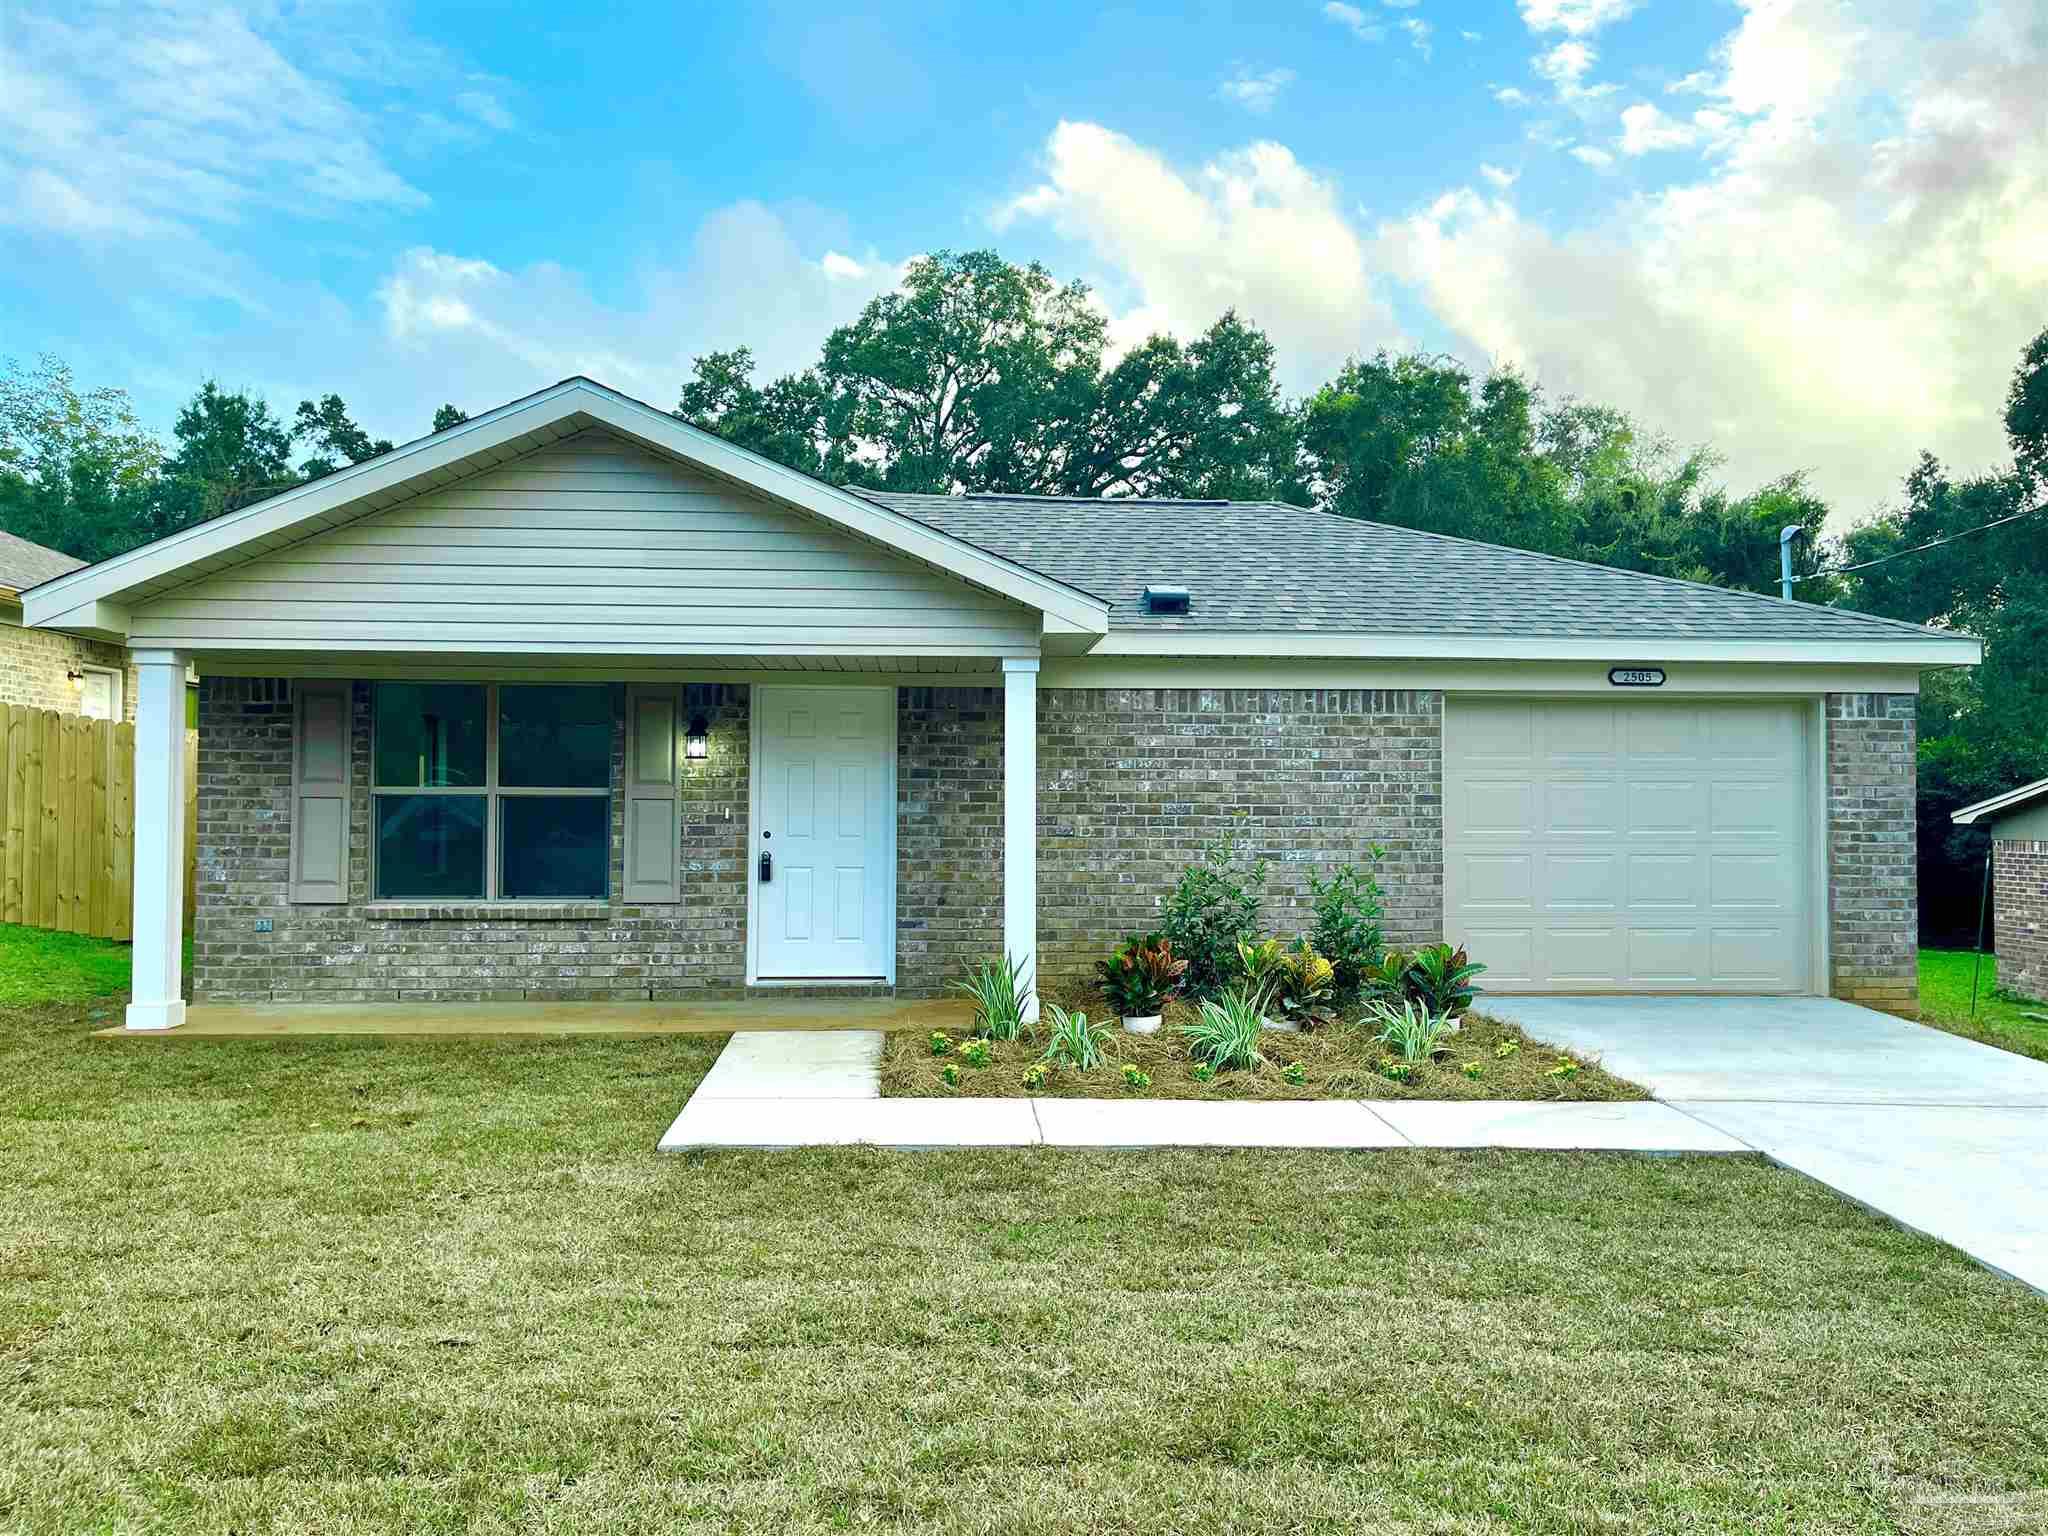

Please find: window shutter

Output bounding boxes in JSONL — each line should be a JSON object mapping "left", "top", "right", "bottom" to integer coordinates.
{"left": 623, "top": 685, "right": 681, "bottom": 903}
{"left": 290, "top": 681, "right": 352, "bottom": 904}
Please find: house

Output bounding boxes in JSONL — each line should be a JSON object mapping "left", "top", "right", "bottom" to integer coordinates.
{"left": 1953, "top": 780, "right": 2048, "bottom": 1000}
{"left": 0, "top": 529, "right": 134, "bottom": 721}
{"left": 23, "top": 378, "right": 1979, "bottom": 1031}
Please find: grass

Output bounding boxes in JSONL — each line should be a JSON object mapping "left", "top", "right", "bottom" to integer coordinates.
{"left": 4, "top": 953, "right": 2047, "bottom": 1530}
{"left": 1918, "top": 946, "right": 2048, "bottom": 1064}
{"left": 885, "top": 995, "right": 1644, "bottom": 1102}
{"left": 0, "top": 923, "right": 133, "bottom": 1008}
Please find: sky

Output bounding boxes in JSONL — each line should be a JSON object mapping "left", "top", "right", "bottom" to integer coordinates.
{"left": 2, "top": 0, "right": 2043, "bottom": 526}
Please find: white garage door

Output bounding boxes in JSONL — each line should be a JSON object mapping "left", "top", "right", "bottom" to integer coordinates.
{"left": 1443, "top": 698, "right": 1813, "bottom": 993}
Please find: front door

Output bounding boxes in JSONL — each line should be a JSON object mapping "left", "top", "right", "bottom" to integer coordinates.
{"left": 753, "top": 687, "right": 893, "bottom": 980}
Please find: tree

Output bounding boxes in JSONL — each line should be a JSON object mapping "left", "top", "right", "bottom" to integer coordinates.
{"left": 292, "top": 394, "right": 393, "bottom": 479}
{"left": 0, "top": 355, "right": 164, "bottom": 562}
{"left": 154, "top": 382, "right": 296, "bottom": 534}
{"left": 677, "top": 348, "right": 845, "bottom": 480}
{"left": 431, "top": 403, "right": 470, "bottom": 434}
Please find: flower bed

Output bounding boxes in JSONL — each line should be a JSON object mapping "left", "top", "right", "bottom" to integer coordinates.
{"left": 880, "top": 996, "right": 1645, "bottom": 1102}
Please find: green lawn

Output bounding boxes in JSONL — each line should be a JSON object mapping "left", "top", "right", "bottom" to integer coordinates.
{"left": 0, "top": 923, "right": 132, "bottom": 1009}
{"left": 3, "top": 950, "right": 2046, "bottom": 1531}
{"left": 1919, "top": 947, "right": 2048, "bottom": 1063}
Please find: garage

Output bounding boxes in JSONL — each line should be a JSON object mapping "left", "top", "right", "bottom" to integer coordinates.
{"left": 1443, "top": 697, "right": 1815, "bottom": 993}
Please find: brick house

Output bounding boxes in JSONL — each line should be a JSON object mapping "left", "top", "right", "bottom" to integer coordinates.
{"left": 24, "top": 378, "right": 1979, "bottom": 1031}
{"left": 1953, "top": 780, "right": 2048, "bottom": 1001}
{"left": 0, "top": 529, "right": 135, "bottom": 721}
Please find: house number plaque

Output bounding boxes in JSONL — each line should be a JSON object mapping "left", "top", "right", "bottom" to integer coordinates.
{"left": 1608, "top": 667, "right": 1667, "bottom": 687}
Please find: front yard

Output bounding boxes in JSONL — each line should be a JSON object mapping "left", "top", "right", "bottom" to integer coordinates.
{"left": 1919, "top": 946, "right": 2048, "bottom": 1063}
{"left": 3, "top": 928, "right": 2047, "bottom": 1532}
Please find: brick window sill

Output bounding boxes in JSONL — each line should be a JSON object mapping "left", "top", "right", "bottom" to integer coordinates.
{"left": 360, "top": 902, "right": 614, "bottom": 922}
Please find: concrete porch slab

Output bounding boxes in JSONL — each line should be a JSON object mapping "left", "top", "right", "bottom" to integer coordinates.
{"left": 1369, "top": 1099, "right": 1751, "bottom": 1153}
{"left": 690, "top": 1029, "right": 884, "bottom": 1100}
{"left": 94, "top": 997, "right": 972, "bottom": 1040}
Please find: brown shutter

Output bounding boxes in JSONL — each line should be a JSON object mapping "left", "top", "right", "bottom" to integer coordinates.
{"left": 623, "top": 685, "right": 681, "bottom": 903}
{"left": 289, "top": 681, "right": 352, "bottom": 904}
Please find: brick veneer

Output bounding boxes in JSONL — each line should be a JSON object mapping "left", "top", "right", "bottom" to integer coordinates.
{"left": 1825, "top": 692, "right": 1919, "bottom": 1015}
{"left": 1993, "top": 839, "right": 2047, "bottom": 1000}
{"left": 1035, "top": 687, "right": 1443, "bottom": 992}
{"left": 0, "top": 616, "right": 136, "bottom": 719}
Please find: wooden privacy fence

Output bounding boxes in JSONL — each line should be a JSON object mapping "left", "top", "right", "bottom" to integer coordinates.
{"left": 0, "top": 704, "right": 197, "bottom": 941}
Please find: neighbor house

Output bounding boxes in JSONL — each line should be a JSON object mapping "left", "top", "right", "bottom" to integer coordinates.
{"left": 1, "top": 530, "right": 134, "bottom": 721}
{"left": 23, "top": 379, "right": 1979, "bottom": 1030}
{"left": 1953, "top": 780, "right": 2048, "bottom": 1000}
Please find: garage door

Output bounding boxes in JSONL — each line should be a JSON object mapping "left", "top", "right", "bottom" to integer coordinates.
{"left": 1443, "top": 698, "right": 1813, "bottom": 993}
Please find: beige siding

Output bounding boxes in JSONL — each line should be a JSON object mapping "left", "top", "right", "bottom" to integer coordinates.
{"left": 128, "top": 432, "right": 1039, "bottom": 655}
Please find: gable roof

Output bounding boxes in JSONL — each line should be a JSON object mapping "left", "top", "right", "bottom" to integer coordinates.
{"left": 0, "top": 530, "right": 85, "bottom": 599}
{"left": 861, "top": 491, "right": 1982, "bottom": 663}
{"left": 1953, "top": 778, "right": 2048, "bottom": 827}
{"left": 21, "top": 378, "right": 1109, "bottom": 642}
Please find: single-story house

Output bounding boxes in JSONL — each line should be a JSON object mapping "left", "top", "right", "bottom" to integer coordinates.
{"left": 24, "top": 378, "right": 1979, "bottom": 1031}
{"left": 1953, "top": 779, "right": 2048, "bottom": 1000}
{"left": 1, "top": 530, "right": 135, "bottom": 721}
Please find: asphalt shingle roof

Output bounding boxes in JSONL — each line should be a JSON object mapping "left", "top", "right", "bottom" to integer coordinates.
{"left": 0, "top": 530, "right": 84, "bottom": 596}
{"left": 855, "top": 491, "right": 1961, "bottom": 645}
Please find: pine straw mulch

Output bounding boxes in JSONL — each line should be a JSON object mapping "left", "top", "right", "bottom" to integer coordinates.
{"left": 879, "top": 988, "right": 1647, "bottom": 1102}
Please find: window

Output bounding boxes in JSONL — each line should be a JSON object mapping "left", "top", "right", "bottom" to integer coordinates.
{"left": 371, "top": 683, "right": 612, "bottom": 901}
{"left": 78, "top": 666, "right": 121, "bottom": 722}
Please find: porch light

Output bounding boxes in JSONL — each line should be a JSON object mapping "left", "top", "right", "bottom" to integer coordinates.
{"left": 66, "top": 668, "right": 85, "bottom": 690}
{"left": 685, "top": 713, "right": 710, "bottom": 761}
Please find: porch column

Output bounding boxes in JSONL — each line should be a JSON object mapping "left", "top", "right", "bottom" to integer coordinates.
{"left": 1002, "top": 657, "right": 1040, "bottom": 1022}
{"left": 126, "top": 650, "right": 189, "bottom": 1031}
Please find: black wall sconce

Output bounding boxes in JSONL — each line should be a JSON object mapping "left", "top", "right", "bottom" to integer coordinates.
{"left": 684, "top": 713, "right": 710, "bottom": 761}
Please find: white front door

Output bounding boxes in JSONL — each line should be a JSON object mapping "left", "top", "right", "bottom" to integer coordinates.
{"left": 753, "top": 686, "right": 894, "bottom": 980}
{"left": 1443, "top": 697, "right": 1813, "bottom": 993}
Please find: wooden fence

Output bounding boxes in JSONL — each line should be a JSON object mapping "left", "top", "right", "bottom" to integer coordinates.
{"left": 0, "top": 704, "right": 197, "bottom": 941}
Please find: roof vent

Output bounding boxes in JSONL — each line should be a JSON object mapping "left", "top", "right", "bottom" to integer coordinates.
{"left": 1142, "top": 585, "right": 1191, "bottom": 615}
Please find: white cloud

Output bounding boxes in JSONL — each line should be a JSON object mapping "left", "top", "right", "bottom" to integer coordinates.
{"left": 1667, "top": 69, "right": 1718, "bottom": 95}
{"left": 1321, "top": 3, "right": 1384, "bottom": 43}
{"left": 1494, "top": 85, "right": 1536, "bottom": 106}
{"left": 997, "top": 121, "right": 1398, "bottom": 388}
{"left": 1569, "top": 144, "right": 1616, "bottom": 168}
{"left": 1518, "top": 0, "right": 1641, "bottom": 37}
{"left": 1218, "top": 66, "right": 1295, "bottom": 113}
{"left": 1462, "top": 31, "right": 1485, "bottom": 44}
{"left": 1534, "top": 40, "right": 1596, "bottom": 85}
{"left": 1378, "top": 0, "right": 2048, "bottom": 522}
{"left": 1479, "top": 163, "right": 1520, "bottom": 189}
{"left": 1618, "top": 102, "right": 1699, "bottom": 155}
{"left": 0, "top": 1, "right": 439, "bottom": 244}
{"left": 1401, "top": 19, "right": 1433, "bottom": 59}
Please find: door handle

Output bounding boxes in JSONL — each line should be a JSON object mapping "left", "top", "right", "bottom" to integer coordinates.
{"left": 759, "top": 850, "right": 772, "bottom": 884}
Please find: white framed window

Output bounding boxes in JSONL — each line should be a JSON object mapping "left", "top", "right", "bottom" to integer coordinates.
{"left": 368, "top": 682, "right": 612, "bottom": 901}
{"left": 77, "top": 665, "right": 121, "bottom": 722}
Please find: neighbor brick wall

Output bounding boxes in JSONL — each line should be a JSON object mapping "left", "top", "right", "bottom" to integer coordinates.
{"left": 192, "top": 679, "right": 752, "bottom": 1003}
{"left": 1825, "top": 692, "right": 1919, "bottom": 1016}
{"left": 1993, "top": 839, "right": 2048, "bottom": 1001}
{"left": 1034, "top": 687, "right": 1443, "bottom": 994}
{"left": 0, "top": 616, "right": 136, "bottom": 719}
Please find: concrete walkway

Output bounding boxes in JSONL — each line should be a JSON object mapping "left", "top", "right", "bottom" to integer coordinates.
{"left": 657, "top": 1029, "right": 1747, "bottom": 1154}
{"left": 1484, "top": 996, "right": 2048, "bottom": 1293}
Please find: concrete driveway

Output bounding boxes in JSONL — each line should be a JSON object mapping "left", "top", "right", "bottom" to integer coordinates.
{"left": 1485, "top": 995, "right": 2048, "bottom": 1294}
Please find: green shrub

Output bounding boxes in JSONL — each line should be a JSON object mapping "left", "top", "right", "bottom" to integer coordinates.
{"left": 939, "top": 1063, "right": 961, "bottom": 1087}
{"left": 1308, "top": 853, "right": 1385, "bottom": 998}
{"left": 1368, "top": 998, "right": 1460, "bottom": 1062}
{"left": 961, "top": 1038, "right": 992, "bottom": 1069}
{"left": 1095, "top": 933, "right": 1188, "bottom": 1017}
{"left": 1281, "top": 1059, "right": 1308, "bottom": 1085}
{"left": 1021, "top": 1062, "right": 1049, "bottom": 1091}
{"left": 929, "top": 1032, "right": 953, "bottom": 1057}
{"left": 1040, "top": 1003, "right": 1111, "bottom": 1071}
{"left": 1121, "top": 1064, "right": 1152, "bottom": 1091}
{"left": 1180, "top": 983, "right": 1270, "bottom": 1073}
{"left": 1190, "top": 1062, "right": 1217, "bottom": 1083}
{"left": 950, "top": 954, "right": 1034, "bottom": 1041}
{"left": 1272, "top": 938, "right": 1337, "bottom": 1027}
{"left": 1161, "top": 824, "right": 1268, "bottom": 998}
{"left": 1367, "top": 943, "right": 1488, "bottom": 1016}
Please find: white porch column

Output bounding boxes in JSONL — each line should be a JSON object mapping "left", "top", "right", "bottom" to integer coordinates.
{"left": 126, "top": 650, "right": 189, "bottom": 1031}
{"left": 1001, "top": 657, "right": 1040, "bottom": 1022}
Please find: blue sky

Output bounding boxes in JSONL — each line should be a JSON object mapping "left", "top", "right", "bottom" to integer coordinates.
{"left": 3, "top": 1, "right": 2042, "bottom": 522}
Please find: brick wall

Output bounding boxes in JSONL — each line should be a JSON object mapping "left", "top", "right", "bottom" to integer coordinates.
{"left": 1825, "top": 692, "right": 1919, "bottom": 1015}
{"left": 193, "top": 679, "right": 753, "bottom": 1003}
{"left": 192, "top": 679, "right": 1448, "bottom": 1005}
{"left": 0, "top": 616, "right": 136, "bottom": 719}
{"left": 1993, "top": 839, "right": 2048, "bottom": 1001}
{"left": 1036, "top": 687, "right": 1443, "bottom": 993}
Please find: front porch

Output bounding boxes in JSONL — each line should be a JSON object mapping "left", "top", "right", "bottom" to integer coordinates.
{"left": 94, "top": 993, "right": 975, "bottom": 1039}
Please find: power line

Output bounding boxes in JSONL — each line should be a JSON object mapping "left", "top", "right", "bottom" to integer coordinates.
{"left": 1794, "top": 500, "right": 2045, "bottom": 583}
